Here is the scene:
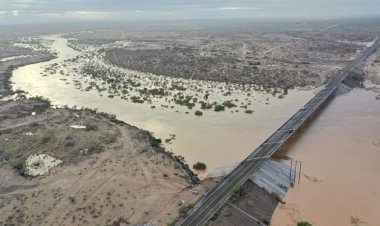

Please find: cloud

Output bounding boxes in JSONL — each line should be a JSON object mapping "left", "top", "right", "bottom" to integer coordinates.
{"left": 0, "top": 0, "right": 379, "bottom": 24}
{"left": 16, "top": 0, "right": 35, "bottom": 3}
{"left": 35, "top": 10, "right": 109, "bottom": 20}
{"left": 0, "top": 10, "right": 20, "bottom": 16}
{"left": 64, "top": 11, "right": 108, "bottom": 18}
{"left": 9, "top": 3, "right": 31, "bottom": 9}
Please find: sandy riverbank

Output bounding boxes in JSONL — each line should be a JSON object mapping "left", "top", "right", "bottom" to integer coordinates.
{"left": 0, "top": 55, "right": 208, "bottom": 226}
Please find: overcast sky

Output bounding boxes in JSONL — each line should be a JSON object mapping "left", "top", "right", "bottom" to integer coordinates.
{"left": 0, "top": 0, "right": 379, "bottom": 24}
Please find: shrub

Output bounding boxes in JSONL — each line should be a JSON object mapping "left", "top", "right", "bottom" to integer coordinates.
{"left": 112, "top": 217, "right": 129, "bottom": 226}
{"left": 194, "top": 110, "right": 203, "bottom": 116}
{"left": 41, "top": 136, "right": 51, "bottom": 144}
{"left": 174, "top": 95, "right": 195, "bottom": 109}
{"left": 222, "top": 101, "right": 237, "bottom": 108}
{"left": 87, "top": 144, "right": 105, "bottom": 154}
{"left": 249, "top": 61, "right": 261, "bottom": 65}
{"left": 30, "top": 96, "right": 52, "bottom": 106}
{"left": 64, "top": 140, "right": 76, "bottom": 148}
{"left": 178, "top": 204, "right": 194, "bottom": 216}
{"left": 245, "top": 110, "right": 253, "bottom": 114}
{"left": 130, "top": 96, "right": 144, "bottom": 103}
{"left": 85, "top": 123, "right": 98, "bottom": 131}
{"left": 170, "top": 84, "right": 186, "bottom": 91}
{"left": 200, "top": 102, "right": 213, "bottom": 110}
{"left": 297, "top": 221, "right": 312, "bottom": 226}
{"left": 13, "top": 159, "right": 27, "bottom": 176}
{"left": 193, "top": 162, "right": 207, "bottom": 170}
{"left": 263, "top": 220, "right": 271, "bottom": 225}
{"left": 214, "top": 105, "right": 225, "bottom": 112}
{"left": 232, "top": 186, "right": 244, "bottom": 198}
{"left": 30, "top": 122, "right": 39, "bottom": 127}
{"left": 138, "top": 88, "right": 167, "bottom": 96}
{"left": 68, "top": 196, "right": 76, "bottom": 204}
{"left": 150, "top": 138, "right": 162, "bottom": 147}
{"left": 350, "top": 72, "right": 360, "bottom": 81}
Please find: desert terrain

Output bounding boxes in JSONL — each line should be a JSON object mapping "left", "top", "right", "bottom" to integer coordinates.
{"left": 0, "top": 100, "right": 203, "bottom": 226}
{"left": 67, "top": 19, "right": 380, "bottom": 90}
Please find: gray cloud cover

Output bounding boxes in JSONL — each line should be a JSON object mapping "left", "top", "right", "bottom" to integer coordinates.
{"left": 0, "top": 0, "right": 379, "bottom": 24}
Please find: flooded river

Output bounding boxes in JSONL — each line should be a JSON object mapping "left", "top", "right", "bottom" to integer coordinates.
{"left": 10, "top": 35, "right": 380, "bottom": 224}
{"left": 11, "top": 36, "right": 315, "bottom": 175}
{"left": 272, "top": 88, "right": 380, "bottom": 226}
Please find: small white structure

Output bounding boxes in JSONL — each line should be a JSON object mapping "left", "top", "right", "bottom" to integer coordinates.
{"left": 25, "top": 154, "right": 63, "bottom": 176}
{"left": 70, "top": 125, "right": 86, "bottom": 129}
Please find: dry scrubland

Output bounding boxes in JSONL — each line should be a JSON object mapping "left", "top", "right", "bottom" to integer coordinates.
{"left": 0, "top": 98, "right": 203, "bottom": 226}
{"left": 66, "top": 19, "right": 380, "bottom": 90}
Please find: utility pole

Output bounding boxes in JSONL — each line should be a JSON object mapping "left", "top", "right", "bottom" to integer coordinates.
{"left": 294, "top": 160, "right": 298, "bottom": 184}
{"left": 298, "top": 161, "right": 302, "bottom": 184}
{"left": 290, "top": 159, "right": 293, "bottom": 181}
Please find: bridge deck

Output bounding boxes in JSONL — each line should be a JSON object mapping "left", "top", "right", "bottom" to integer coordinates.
{"left": 177, "top": 40, "right": 380, "bottom": 226}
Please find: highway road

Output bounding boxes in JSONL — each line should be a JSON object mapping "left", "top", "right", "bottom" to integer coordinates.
{"left": 176, "top": 39, "right": 380, "bottom": 226}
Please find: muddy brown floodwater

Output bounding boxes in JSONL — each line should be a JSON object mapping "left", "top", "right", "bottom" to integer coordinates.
{"left": 11, "top": 36, "right": 315, "bottom": 177}
{"left": 272, "top": 87, "right": 380, "bottom": 226}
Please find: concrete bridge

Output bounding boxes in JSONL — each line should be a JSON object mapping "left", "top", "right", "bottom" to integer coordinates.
{"left": 176, "top": 39, "right": 380, "bottom": 226}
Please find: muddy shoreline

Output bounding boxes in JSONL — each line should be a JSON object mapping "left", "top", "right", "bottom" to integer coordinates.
{"left": 0, "top": 54, "right": 199, "bottom": 184}
{"left": 0, "top": 54, "right": 202, "bottom": 226}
